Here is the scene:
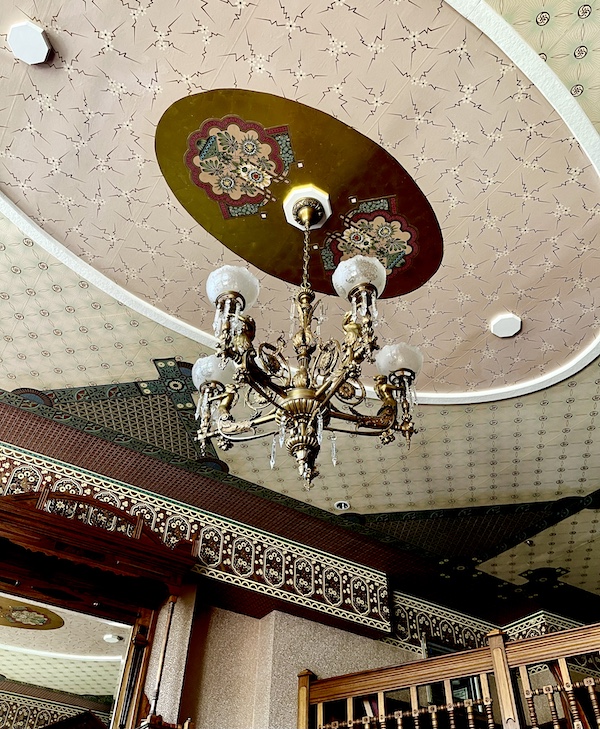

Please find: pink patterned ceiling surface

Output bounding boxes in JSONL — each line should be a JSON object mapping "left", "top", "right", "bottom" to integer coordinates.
{"left": 0, "top": 0, "right": 598, "bottom": 395}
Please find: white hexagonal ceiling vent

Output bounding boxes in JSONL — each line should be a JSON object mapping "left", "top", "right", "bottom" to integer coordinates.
{"left": 490, "top": 313, "right": 522, "bottom": 338}
{"left": 8, "top": 22, "right": 52, "bottom": 65}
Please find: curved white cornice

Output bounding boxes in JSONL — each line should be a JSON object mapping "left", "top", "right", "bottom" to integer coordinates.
{"left": 2, "top": 185, "right": 599, "bottom": 405}
{"left": 446, "top": 0, "right": 600, "bottom": 177}
{"left": 0, "top": 191, "right": 217, "bottom": 351}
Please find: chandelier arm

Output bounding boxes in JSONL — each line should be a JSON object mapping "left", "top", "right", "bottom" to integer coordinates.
{"left": 313, "top": 362, "right": 357, "bottom": 404}
{"left": 216, "top": 426, "right": 279, "bottom": 444}
{"left": 242, "top": 352, "right": 289, "bottom": 400}
{"left": 325, "top": 425, "right": 392, "bottom": 437}
{"left": 213, "top": 409, "right": 278, "bottom": 434}
{"left": 328, "top": 406, "right": 397, "bottom": 431}
{"left": 241, "top": 372, "right": 289, "bottom": 417}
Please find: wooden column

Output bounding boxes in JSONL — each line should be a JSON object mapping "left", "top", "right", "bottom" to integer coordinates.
{"left": 298, "top": 670, "right": 316, "bottom": 729}
{"left": 113, "top": 607, "right": 157, "bottom": 729}
{"left": 487, "top": 629, "right": 521, "bottom": 729}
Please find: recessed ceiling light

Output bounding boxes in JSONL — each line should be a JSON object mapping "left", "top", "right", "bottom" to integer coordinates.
{"left": 103, "top": 633, "right": 124, "bottom": 643}
{"left": 334, "top": 500, "right": 351, "bottom": 511}
{"left": 490, "top": 313, "right": 522, "bottom": 338}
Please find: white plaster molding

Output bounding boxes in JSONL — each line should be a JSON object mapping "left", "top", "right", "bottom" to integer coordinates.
{"left": 445, "top": 0, "right": 600, "bottom": 176}
{"left": 0, "top": 191, "right": 216, "bottom": 351}
{"left": 3, "top": 0, "right": 600, "bottom": 414}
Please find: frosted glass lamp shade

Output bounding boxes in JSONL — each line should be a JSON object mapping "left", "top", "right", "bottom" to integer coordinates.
{"left": 192, "top": 355, "right": 235, "bottom": 388}
{"left": 206, "top": 266, "right": 259, "bottom": 309}
{"left": 332, "top": 255, "right": 387, "bottom": 300}
{"left": 376, "top": 343, "right": 423, "bottom": 376}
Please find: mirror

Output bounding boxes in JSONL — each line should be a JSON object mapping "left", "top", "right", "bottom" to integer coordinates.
{"left": 0, "top": 590, "right": 132, "bottom": 728}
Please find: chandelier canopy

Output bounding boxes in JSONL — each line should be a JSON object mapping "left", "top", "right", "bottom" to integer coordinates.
{"left": 193, "top": 185, "right": 423, "bottom": 487}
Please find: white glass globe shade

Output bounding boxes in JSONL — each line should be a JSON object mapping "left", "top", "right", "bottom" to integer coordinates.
{"left": 192, "top": 355, "right": 235, "bottom": 388}
{"left": 332, "top": 255, "right": 387, "bottom": 300}
{"left": 376, "top": 343, "right": 423, "bottom": 376}
{"left": 206, "top": 265, "right": 259, "bottom": 309}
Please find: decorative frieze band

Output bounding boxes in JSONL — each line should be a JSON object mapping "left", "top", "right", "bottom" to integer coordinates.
{"left": 0, "top": 442, "right": 390, "bottom": 632}
{"left": 386, "top": 595, "right": 586, "bottom": 656}
{"left": 0, "top": 691, "right": 111, "bottom": 729}
{"left": 389, "top": 591, "right": 497, "bottom": 651}
{"left": 502, "top": 611, "right": 581, "bottom": 640}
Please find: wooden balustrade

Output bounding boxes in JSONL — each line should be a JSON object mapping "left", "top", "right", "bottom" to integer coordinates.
{"left": 298, "top": 622, "right": 600, "bottom": 729}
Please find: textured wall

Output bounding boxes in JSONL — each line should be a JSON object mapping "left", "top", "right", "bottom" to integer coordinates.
{"left": 265, "top": 611, "right": 416, "bottom": 729}
{"left": 182, "top": 608, "right": 416, "bottom": 729}
{"left": 145, "top": 585, "right": 197, "bottom": 724}
{"left": 181, "top": 608, "right": 262, "bottom": 728}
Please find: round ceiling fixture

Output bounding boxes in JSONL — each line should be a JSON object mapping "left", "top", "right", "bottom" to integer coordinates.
{"left": 490, "top": 313, "right": 522, "bottom": 338}
{"left": 7, "top": 22, "right": 52, "bottom": 65}
{"left": 103, "top": 633, "right": 124, "bottom": 643}
{"left": 282, "top": 185, "right": 332, "bottom": 230}
{"left": 334, "top": 500, "right": 351, "bottom": 511}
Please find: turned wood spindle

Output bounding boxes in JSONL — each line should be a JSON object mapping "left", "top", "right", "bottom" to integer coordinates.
{"left": 543, "top": 686, "right": 561, "bottom": 729}
{"left": 584, "top": 677, "right": 600, "bottom": 725}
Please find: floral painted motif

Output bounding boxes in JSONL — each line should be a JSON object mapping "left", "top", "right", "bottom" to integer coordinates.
{"left": 184, "top": 115, "right": 292, "bottom": 219}
{"left": 321, "top": 197, "right": 418, "bottom": 277}
{"left": 339, "top": 215, "right": 413, "bottom": 272}
{"left": 231, "top": 537, "right": 254, "bottom": 576}
{"left": 3, "top": 607, "right": 49, "bottom": 626}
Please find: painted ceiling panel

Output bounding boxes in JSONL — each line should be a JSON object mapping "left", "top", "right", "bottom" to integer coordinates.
{"left": 0, "top": 0, "right": 597, "bottom": 396}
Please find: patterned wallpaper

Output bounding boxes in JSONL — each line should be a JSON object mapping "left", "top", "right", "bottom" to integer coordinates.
{"left": 0, "top": 0, "right": 598, "bottom": 398}
{"left": 0, "top": 649, "right": 122, "bottom": 696}
{"left": 490, "top": 0, "right": 600, "bottom": 129}
{"left": 0, "top": 213, "right": 207, "bottom": 391}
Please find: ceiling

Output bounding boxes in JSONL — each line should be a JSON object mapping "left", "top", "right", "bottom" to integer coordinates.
{"left": 0, "top": 591, "right": 129, "bottom": 696}
{"left": 0, "top": 0, "right": 599, "bottom": 621}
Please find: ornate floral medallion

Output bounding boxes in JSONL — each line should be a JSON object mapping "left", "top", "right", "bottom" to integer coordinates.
{"left": 157, "top": 89, "right": 443, "bottom": 296}
{"left": 320, "top": 196, "right": 418, "bottom": 283}
{"left": 184, "top": 115, "right": 294, "bottom": 219}
{"left": 0, "top": 597, "right": 64, "bottom": 630}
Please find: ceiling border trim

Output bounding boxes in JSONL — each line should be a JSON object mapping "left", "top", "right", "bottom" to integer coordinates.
{"left": 3, "top": 187, "right": 599, "bottom": 405}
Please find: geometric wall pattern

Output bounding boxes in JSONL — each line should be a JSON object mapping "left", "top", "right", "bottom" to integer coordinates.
{"left": 0, "top": 689, "right": 111, "bottom": 728}
{"left": 56, "top": 394, "right": 199, "bottom": 461}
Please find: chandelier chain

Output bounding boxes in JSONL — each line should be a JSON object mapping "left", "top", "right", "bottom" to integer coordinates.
{"left": 301, "top": 223, "right": 311, "bottom": 291}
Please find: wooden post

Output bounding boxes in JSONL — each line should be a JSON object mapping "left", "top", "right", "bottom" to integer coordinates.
{"left": 518, "top": 665, "right": 539, "bottom": 729}
{"left": 444, "top": 678, "right": 456, "bottom": 729}
{"left": 298, "top": 669, "right": 316, "bottom": 729}
{"left": 487, "top": 629, "right": 521, "bottom": 729}
{"left": 113, "top": 607, "right": 157, "bottom": 729}
{"left": 558, "top": 657, "right": 583, "bottom": 729}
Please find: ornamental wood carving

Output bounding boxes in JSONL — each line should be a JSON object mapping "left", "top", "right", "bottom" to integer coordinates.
{"left": 0, "top": 488, "right": 197, "bottom": 591}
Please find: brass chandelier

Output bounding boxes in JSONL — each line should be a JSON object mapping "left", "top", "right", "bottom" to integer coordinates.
{"left": 193, "top": 185, "right": 423, "bottom": 487}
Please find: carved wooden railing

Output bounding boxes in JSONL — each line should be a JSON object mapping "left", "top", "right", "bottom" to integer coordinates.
{"left": 298, "top": 622, "right": 600, "bottom": 729}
